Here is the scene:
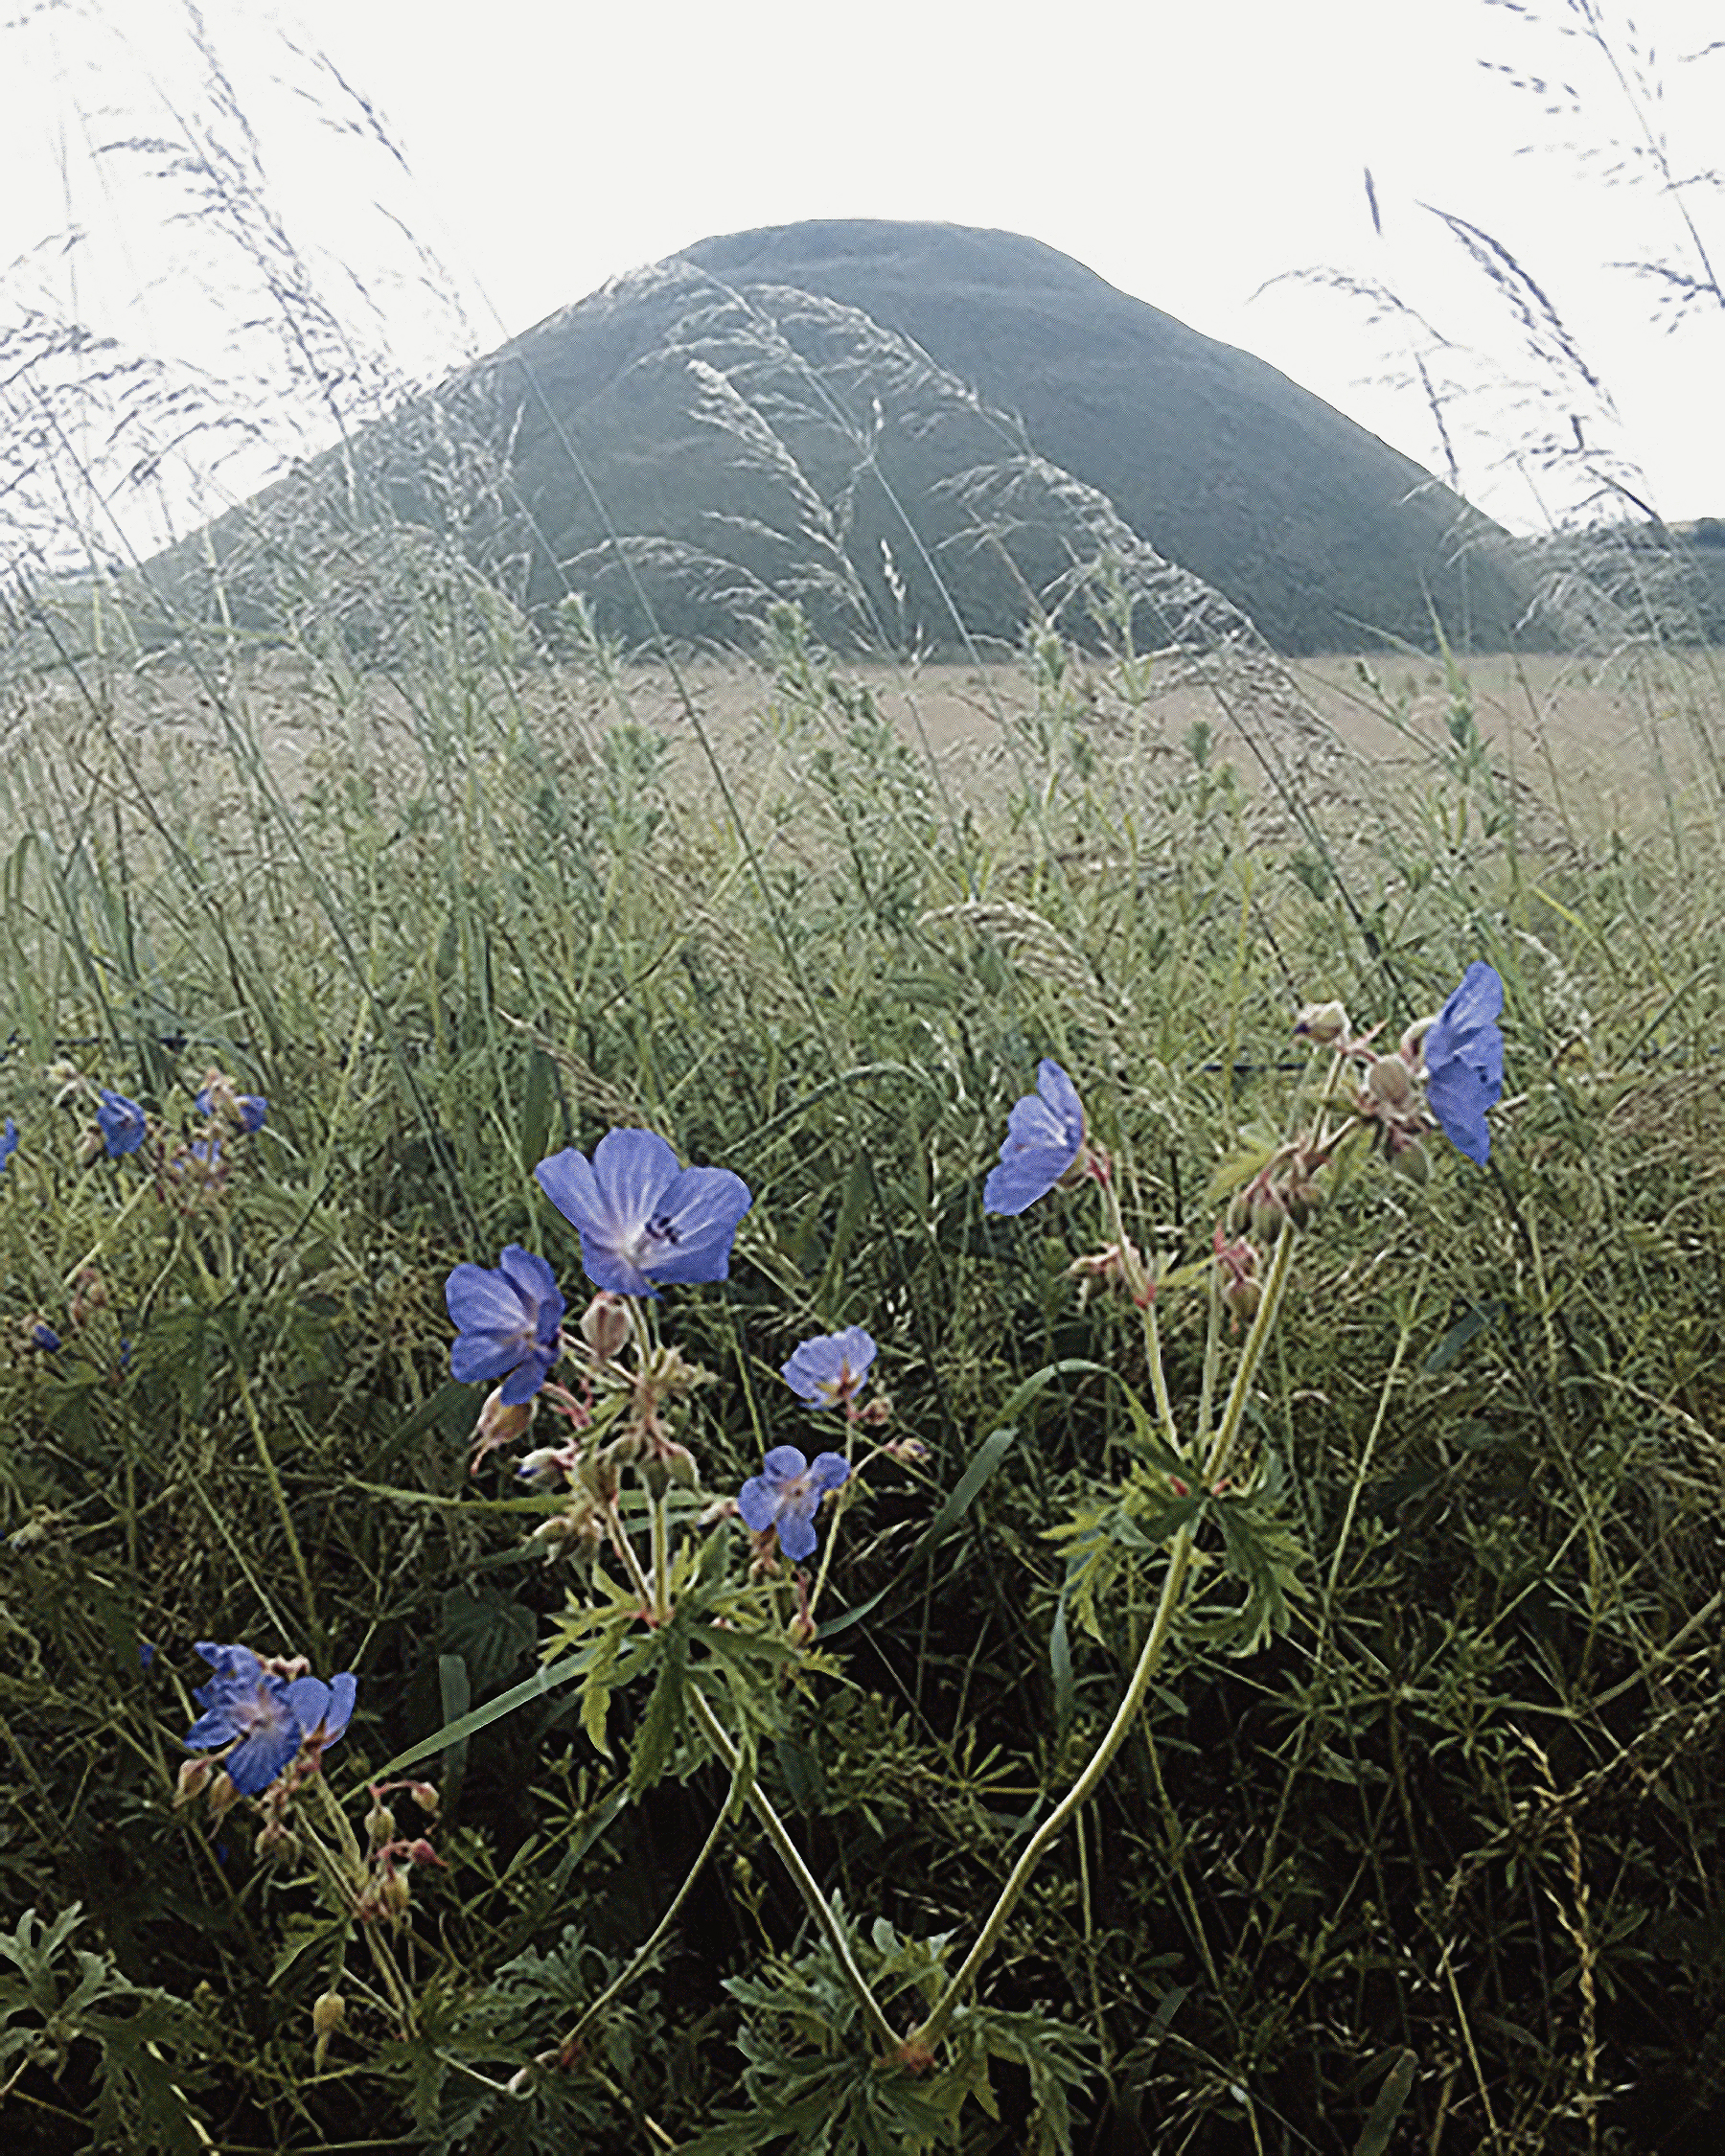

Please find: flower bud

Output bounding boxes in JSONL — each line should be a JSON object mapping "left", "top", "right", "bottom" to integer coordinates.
{"left": 1294, "top": 999, "right": 1350, "bottom": 1047}
{"left": 580, "top": 1291, "right": 632, "bottom": 1364}
{"left": 579, "top": 1452, "right": 620, "bottom": 1504}
{"left": 174, "top": 1757, "right": 215, "bottom": 1810}
{"left": 404, "top": 1837, "right": 444, "bottom": 1867}
{"left": 516, "top": 1445, "right": 570, "bottom": 1487}
{"left": 1249, "top": 1185, "right": 1287, "bottom": 1242}
{"left": 380, "top": 1869, "right": 412, "bottom": 1919}
{"left": 859, "top": 1395, "right": 893, "bottom": 1426}
{"left": 207, "top": 1771, "right": 240, "bottom": 1822}
{"left": 1390, "top": 1135, "right": 1433, "bottom": 1185}
{"left": 1365, "top": 1056, "right": 1415, "bottom": 1110}
{"left": 472, "top": 1387, "right": 535, "bottom": 1471}
{"left": 1221, "top": 1273, "right": 1261, "bottom": 1322}
{"left": 365, "top": 1801, "right": 396, "bottom": 1847}
{"left": 312, "top": 1990, "right": 346, "bottom": 2040}
{"left": 660, "top": 1440, "right": 699, "bottom": 1490}
{"left": 407, "top": 1780, "right": 440, "bottom": 1815}
{"left": 884, "top": 1434, "right": 929, "bottom": 1463}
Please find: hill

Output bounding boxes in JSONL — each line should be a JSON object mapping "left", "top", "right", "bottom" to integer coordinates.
{"left": 143, "top": 219, "right": 1546, "bottom": 656}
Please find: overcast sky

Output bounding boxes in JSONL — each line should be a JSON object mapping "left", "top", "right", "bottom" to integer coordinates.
{"left": 3, "top": 0, "right": 1720, "bottom": 556}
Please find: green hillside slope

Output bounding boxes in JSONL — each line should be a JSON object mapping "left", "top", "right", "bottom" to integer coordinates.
{"left": 145, "top": 219, "right": 1546, "bottom": 656}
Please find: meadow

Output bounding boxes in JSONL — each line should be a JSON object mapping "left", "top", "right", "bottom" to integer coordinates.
{"left": 2, "top": 529, "right": 1724, "bottom": 2153}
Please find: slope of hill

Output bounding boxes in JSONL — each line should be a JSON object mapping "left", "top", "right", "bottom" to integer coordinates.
{"left": 144, "top": 219, "right": 1544, "bottom": 656}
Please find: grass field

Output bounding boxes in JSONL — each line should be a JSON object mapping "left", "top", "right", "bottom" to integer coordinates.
{"left": 3, "top": 563, "right": 1724, "bottom": 2149}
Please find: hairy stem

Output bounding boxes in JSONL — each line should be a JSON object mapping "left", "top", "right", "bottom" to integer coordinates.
{"left": 908, "top": 1226, "right": 1299, "bottom": 2053}
{"left": 686, "top": 1687, "right": 897, "bottom": 2053}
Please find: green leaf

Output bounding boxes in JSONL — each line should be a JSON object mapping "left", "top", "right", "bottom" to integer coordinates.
{"left": 354, "top": 1652, "right": 592, "bottom": 1788}
{"left": 439, "top": 1586, "right": 536, "bottom": 1694}
{"left": 628, "top": 1634, "right": 687, "bottom": 1798}
{"left": 1354, "top": 2049, "right": 1417, "bottom": 2156}
{"left": 1423, "top": 1300, "right": 1504, "bottom": 1374}
{"left": 438, "top": 1654, "right": 472, "bottom": 1789}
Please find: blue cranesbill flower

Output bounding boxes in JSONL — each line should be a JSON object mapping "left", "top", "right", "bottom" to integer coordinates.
{"left": 782, "top": 1326, "right": 877, "bottom": 1408}
{"left": 184, "top": 1642, "right": 304, "bottom": 1795}
{"left": 96, "top": 1089, "right": 147, "bottom": 1158}
{"left": 536, "top": 1128, "right": 752, "bottom": 1297}
{"left": 1422, "top": 961, "right": 1505, "bottom": 1166}
{"left": 446, "top": 1246, "right": 566, "bottom": 1405}
{"left": 196, "top": 1083, "right": 267, "bottom": 1133}
{"left": 0, "top": 1116, "right": 16, "bottom": 1171}
{"left": 738, "top": 1446, "right": 851, "bottom": 1563}
{"left": 982, "top": 1059, "right": 1086, "bottom": 1216}
{"left": 24, "top": 1318, "right": 60, "bottom": 1354}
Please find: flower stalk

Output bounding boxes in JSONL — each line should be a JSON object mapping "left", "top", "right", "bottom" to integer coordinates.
{"left": 906, "top": 1223, "right": 1299, "bottom": 2056}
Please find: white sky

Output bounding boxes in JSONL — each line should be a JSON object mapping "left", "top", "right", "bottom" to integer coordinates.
{"left": 3, "top": 0, "right": 1721, "bottom": 561}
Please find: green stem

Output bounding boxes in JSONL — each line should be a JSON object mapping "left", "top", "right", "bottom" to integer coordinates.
{"left": 686, "top": 1687, "right": 897, "bottom": 2053}
{"left": 1096, "top": 1171, "right": 1179, "bottom": 1457}
{"left": 908, "top": 1225, "right": 1300, "bottom": 2055}
{"left": 649, "top": 1487, "right": 672, "bottom": 1625}
{"left": 235, "top": 1363, "right": 322, "bottom": 1648}
{"left": 555, "top": 1787, "right": 730, "bottom": 2059}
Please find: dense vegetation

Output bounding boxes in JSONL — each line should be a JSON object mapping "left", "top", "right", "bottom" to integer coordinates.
{"left": 3, "top": 526, "right": 1724, "bottom": 2150}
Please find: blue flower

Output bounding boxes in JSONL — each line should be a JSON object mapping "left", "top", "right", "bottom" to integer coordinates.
{"left": 195, "top": 1083, "right": 266, "bottom": 1133}
{"left": 1422, "top": 961, "right": 1505, "bottom": 1166}
{"left": 535, "top": 1128, "right": 752, "bottom": 1297}
{"left": 184, "top": 1642, "right": 303, "bottom": 1795}
{"left": 96, "top": 1089, "right": 147, "bottom": 1158}
{"left": 738, "top": 1445, "right": 851, "bottom": 1563}
{"left": 25, "top": 1319, "right": 60, "bottom": 1354}
{"left": 782, "top": 1326, "right": 877, "bottom": 1408}
{"left": 446, "top": 1245, "right": 566, "bottom": 1405}
{"left": 286, "top": 1671, "right": 357, "bottom": 1764}
{"left": 0, "top": 1117, "right": 16, "bottom": 1171}
{"left": 982, "top": 1059, "right": 1086, "bottom": 1216}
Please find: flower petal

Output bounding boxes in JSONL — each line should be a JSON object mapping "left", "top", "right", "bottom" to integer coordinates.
{"left": 808, "top": 1452, "right": 852, "bottom": 1492}
{"left": 737, "top": 1475, "right": 781, "bottom": 1532}
{"left": 636, "top": 1165, "right": 753, "bottom": 1285}
{"left": 496, "top": 1245, "right": 563, "bottom": 1327}
{"left": 761, "top": 1445, "right": 808, "bottom": 1482}
{"left": 590, "top": 1128, "right": 682, "bottom": 1234}
{"left": 775, "top": 1503, "right": 819, "bottom": 1563}
{"left": 287, "top": 1677, "right": 330, "bottom": 1735}
{"left": 323, "top": 1673, "right": 358, "bottom": 1741}
{"left": 445, "top": 1263, "right": 530, "bottom": 1334}
{"left": 224, "top": 1724, "right": 301, "bottom": 1796}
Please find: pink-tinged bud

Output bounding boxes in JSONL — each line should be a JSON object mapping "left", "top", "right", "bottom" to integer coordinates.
{"left": 1399, "top": 1017, "right": 1435, "bottom": 1067}
{"left": 380, "top": 1870, "right": 412, "bottom": 1919}
{"left": 174, "top": 1757, "right": 214, "bottom": 1809}
{"left": 1366, "top": 1056, "right": 1415, "bottom": 1110}
{"left": 407, "top": 1780, "right": 440, "bottom": 1815}
{"left": 1249, "top": 1185, "right": 1287, "bottom": 1242}
{"left": 207, "top": 1771, "right": 240, "bottom": 1822}
{"left": 580, "top": 1292, "right": 632, "bottom": 1364}
{"left": 885, "top": 1434, "right": 929, "bottom": 1463}
{"left": 404, "top": 1837, "right": 444, "bottom": 1867}
{"left": 365, "top": 1801, "right": 396, "bottom": 1847}
{"left": 1294, "top": 999, "right": 1350, "bottom": 1048}
{"left": 77, "top": 1124, "right": 104, "bottom": 1164}
{"left": 312, "top": 1990, "right": 346, "bottom": 2040}
{"left": 787, "top": 1611, "right": 816, "bottom": 1648}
